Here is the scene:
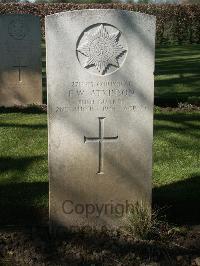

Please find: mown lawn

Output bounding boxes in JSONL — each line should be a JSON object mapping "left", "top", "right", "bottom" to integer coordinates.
{"left": 0, "top": 110, "right": 199, "bottom": 225}
{"left": 153, "top": 110, "right": 200, "bottom": 224}
{"left": 155, "top": 45, "right": 200, "bottom": 105}
{"left": 0, "top": 112, "right": 48, "bottom": 225}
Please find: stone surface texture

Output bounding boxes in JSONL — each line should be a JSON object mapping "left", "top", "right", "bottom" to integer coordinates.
{"left": 46, "top": 9, "right": 156, "bottom": 230}
{"left": 0, "top": 14, "right": 42, "bottom": 107}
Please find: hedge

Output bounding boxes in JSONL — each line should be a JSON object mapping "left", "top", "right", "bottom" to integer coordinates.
{"left": 0, "top": 3, "right": 200, "bottom": 45}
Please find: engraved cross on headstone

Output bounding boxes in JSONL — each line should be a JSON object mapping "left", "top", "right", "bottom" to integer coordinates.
{"left": 84, "top": 117, "right": 118, "bottom": 174}
{"left": 12, "top": 61, "right": 27, "bottom": 82}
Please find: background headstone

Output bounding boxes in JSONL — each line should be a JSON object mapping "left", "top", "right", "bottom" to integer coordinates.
{"left": 46, "top": 9, "right": 156, "bottom": 230}
{"left": 0, "top": 14, "right": 42, "bottom": 107}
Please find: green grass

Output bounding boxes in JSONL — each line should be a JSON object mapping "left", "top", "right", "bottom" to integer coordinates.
{"left": 153, "top": 111, "right": 200, "bottom": 186}
{"left": 0, "top": 110, "right": 199, "bottom": 224}
{"left": 153, "top": 110, "right": 200, "bottom": 224}
{"left": 0, "top": 112, "right": 48, "bottom": 210}
{"left": 155, "top": 45, "right": 200, "bottom": 105}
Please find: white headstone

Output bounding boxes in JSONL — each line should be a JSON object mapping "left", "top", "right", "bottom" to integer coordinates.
{"left": 0, "top": 14, "right": 42, "bottom": 107}
{"left": 46, "top": 9, "right": 156, "bottom": 231}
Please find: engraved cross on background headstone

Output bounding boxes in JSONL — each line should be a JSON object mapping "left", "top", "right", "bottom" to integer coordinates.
{"left": 84, "top": 117, "right": 118, "bottom": 174}
{"left": 12, "top": 60, "right": 27, "bottom": 82}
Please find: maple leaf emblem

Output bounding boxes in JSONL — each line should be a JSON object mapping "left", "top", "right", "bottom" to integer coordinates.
{"left": 77, "top": 24, "right": 126, "bottom": 75}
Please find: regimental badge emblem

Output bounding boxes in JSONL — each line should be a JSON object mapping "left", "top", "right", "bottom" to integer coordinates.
{"left": 76, "top": 24, "right": 128, "bottom": 76}
{"left": 8, "top": 19, "right": 27, "bottom": 40}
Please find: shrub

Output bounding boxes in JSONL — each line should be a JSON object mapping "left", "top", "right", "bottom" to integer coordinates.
{"left": 0, "top": 3, "right": 199, "bottom": 45}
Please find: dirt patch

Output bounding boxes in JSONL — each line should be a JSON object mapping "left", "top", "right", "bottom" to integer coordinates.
{"left": 0, "top": 226, "right": 200, "bottom": 265}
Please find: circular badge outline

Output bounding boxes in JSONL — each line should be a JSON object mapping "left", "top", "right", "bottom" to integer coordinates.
{"left": 8, "top": 18, "right": 28, "bottom": 40}
{"left": 76, "top": 23, "right": 128, "bottom": 76}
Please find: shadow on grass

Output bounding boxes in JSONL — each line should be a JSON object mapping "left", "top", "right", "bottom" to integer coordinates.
{"left": 154, "top": 112, "right": 200, "bottom": 122}
{"left": 1, "top": 177, "right": 200, "bottom": 226}
{"left": 0, "top": 105, "right": 46, "bottom": 114}
{"left": 155, "top": 45, "right": 200, "bottom": 106}
{"left": 155, "top": 58, "right": 200, "bottom": 76}
{"left": 153, "top": 174, "right": 200, "bottom": 225}
{"left": 0, "top": 123, "right": 47, "bottom": 129}
{"left": 0, "top": 155, "right": 48, "bottom": 225}
{"left": 0, "top": 182, "right": 48, "bottom": 226}
{"left": 154, "top": 112, "right": 200, "bottom": 140}
{"left": 0, "top": 178, "right": 199, "bottom": 226}
{"left": 0, "top": 156, "right": 46, "bottom": 175}
{"left": 153, "top": 111, "right": 200, "bottom": 225}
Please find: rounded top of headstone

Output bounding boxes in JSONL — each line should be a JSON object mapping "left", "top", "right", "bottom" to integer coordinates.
{"left": 45, "top": 9, "right": 156, "bottom": 21}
